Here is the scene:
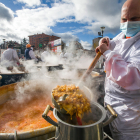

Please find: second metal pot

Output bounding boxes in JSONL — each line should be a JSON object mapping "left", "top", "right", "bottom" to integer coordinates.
{"left": 42, "top": 102, "right": 117, "bottom": 140}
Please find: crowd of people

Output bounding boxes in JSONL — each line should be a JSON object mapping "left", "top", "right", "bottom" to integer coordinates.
{"left": 0, "top": 42, "right": 76, "bottom": 70}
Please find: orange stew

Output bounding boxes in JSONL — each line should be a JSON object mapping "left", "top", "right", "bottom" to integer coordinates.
{"left": 0, "top": 95, "right": 56, "bottom": 133}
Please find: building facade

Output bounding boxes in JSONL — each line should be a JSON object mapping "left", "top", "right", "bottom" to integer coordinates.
{"left": 28, "top": 33, "right": 60, "bottom": 50}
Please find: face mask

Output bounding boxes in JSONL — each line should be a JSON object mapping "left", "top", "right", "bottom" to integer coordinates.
{"left": 120, "top": 21, "right": 140, "bottom": 37}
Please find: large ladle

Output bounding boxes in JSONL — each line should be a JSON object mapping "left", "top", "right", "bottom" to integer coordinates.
{"left": 76, "top": 52, "right": 102, "bottom": 125}
{"left": 53, "top": 52, "right": 102, "bottom": 125}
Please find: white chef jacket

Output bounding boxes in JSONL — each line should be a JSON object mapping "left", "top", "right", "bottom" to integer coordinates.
{"left": 103, "top": 32, "right": 140, "bottom": 140}
{"left": 1, "top": 48, "right": 20, "bottom": 67}
{"left": 29, "top": 50, "right": 38, "bottom": 61}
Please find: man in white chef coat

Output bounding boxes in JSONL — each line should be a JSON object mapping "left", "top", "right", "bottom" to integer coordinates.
{"left": 1, "top": 44, "right": 20, "bottom": 67}
{"left": 96, "top": 0, "right": 140, "bottom": 140}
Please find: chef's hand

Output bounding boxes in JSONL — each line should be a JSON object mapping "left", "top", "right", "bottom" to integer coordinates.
{"left": 95, "top": 43, "right": 109, "bottom": 54}
{"left": 96, "top": 37, "right": 109, "bottom": 54}
{"left": 99, "top": 37, "right": 109, "bottom": 46}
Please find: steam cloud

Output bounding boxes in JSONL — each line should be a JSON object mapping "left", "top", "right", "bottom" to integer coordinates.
{"left": 0, "top": 47, "right": 103, "bottom": 104}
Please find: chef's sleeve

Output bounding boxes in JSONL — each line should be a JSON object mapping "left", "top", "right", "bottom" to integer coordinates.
{"left": 29, "top": 50, "right": 38, "bottom": 61}
{"left": 103, "top": 50, "right": 140, "bottom": 90}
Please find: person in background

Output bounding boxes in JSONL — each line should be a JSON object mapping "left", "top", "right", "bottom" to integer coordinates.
{"left": 1, "top": 44, "right": 20, "bottom": 67}
{"left": 41, "top": 47, "right": 51, "bottom": 62}
{"left": 95, "top": 0, "right": 140, "bottom": 139}
{"left": 25, "top": 44, "right": 38, "bottom": 61}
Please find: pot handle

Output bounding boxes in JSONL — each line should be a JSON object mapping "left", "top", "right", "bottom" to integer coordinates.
{"left": 42, "top": 105, "right": 58, "bottom": 127}
{"left": 103, "top": 104, "right": 117, "bottom": 127}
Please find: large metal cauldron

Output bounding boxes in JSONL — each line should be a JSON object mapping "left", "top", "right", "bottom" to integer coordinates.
{"left": 43, "top": 102, "right": 117, "bottom": 140}
{"left": 0, "top": 73, "right": 28, "bottom": 86}
{"left": 33, "top": 64, "right": 63, "bottom": 71}
{"left": 0, "top": 81, "right": 56, "bottom": 140}
{"left": 0, "top": 64, "right": 63, "bottom": 86}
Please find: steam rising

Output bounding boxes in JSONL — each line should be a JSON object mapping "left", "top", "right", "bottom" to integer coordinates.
{"left": 0, "top": 47, "right": 103, "bottom": 105}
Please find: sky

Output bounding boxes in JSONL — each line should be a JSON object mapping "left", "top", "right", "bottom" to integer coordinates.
{"left": 0, "top": 0, "right": 126, "bottom": 49}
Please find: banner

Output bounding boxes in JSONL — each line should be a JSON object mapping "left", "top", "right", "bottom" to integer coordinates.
{"left": 54, "top": 39, "right": 61, "bottom": 47}
{"left": 51, "top": 47, "right": 55, "bottom": 52}
{"left": 57, "top": 46, "right": 61, "bottom": 52}
{"left": 39, "top": 44, "right": 42, "bottom": 48}
{"left": 50, "top": 39, "right": 61, "bottom": 47}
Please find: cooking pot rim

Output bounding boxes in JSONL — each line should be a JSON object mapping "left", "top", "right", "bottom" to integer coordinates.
{"left": 53, "top": 101, "right": 106, "bottom": 128}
